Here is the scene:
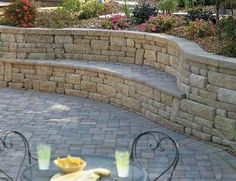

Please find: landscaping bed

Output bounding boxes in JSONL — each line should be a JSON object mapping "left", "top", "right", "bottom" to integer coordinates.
{"left": 0, "top": 0, "right": 235, "bottom": 57}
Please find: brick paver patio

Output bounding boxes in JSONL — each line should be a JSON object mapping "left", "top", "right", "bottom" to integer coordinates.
{"left": 0, "top": 88, "right": 236, "bottom": 181}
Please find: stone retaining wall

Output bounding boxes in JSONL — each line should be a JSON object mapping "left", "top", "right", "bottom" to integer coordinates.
{"left": 0, "top": 27, "right": 235, "bottom": 147}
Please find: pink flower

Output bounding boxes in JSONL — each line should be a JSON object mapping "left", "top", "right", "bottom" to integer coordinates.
{"left": 112, "top": 15, "right": 121, "bottom": 24}
{"left": 23, "top": 5, "right": 28, "bottom": 11}
{"left": 149, "top": 16, "right": 155, "bottom": 23}
{"left": 139, "top": 23, "right": 147, "bottom": 32}
{"left": 113, "top": 23, "right": 118, "bottom": 30}
{"left": 151, "top": 25, "right": 156, "bottom": 32}
{"left": 123, "top": 22, "right": 128, "bottom": 27}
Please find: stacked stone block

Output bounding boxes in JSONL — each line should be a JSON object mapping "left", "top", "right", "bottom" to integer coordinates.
{"left": 0, "top": 28, "right": 235, "bottom": 148}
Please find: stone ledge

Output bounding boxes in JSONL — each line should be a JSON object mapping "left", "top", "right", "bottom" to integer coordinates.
{"left": 1, "top": 58, "right": 185, "bottom": 99}
{"left": 165, "top": 35, "right": 236, "bottom": 70}
{"left": 0, "top": 27, "right": 235, "bottom": 70}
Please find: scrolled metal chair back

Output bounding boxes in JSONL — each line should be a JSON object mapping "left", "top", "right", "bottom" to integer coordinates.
{"left": 0, "top": 130, "right": 34, "bottom": 181}
{"left": 130, "top": 131, "right": 180, "bottom": 181}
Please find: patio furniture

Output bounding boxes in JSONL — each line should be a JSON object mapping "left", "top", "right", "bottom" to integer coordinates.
{"left": 0, "top": 130, "right": 35, "bottom": 181}
{"left": 21, "top": 154, "right": 147, "bottom": 181}
{"left": 130, "top": 131, "right": 180, "bottom": 181}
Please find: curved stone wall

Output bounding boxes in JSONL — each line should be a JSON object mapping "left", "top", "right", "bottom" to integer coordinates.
{"left": 0, "top": 26, "right": 235, "bottom": 147}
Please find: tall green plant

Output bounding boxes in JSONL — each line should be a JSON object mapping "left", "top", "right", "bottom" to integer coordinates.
{"left": 61, "top": 0, "right": 81, "bottom": 12}
{"left": 182, "top": 0, "right": 195, "bottom": 9}
{"left": 79, "top": 0, "right": 104, "bottom": 19}
{"left": 159, "top": 0, "right": 179, "bottom": 13}
{"left": 123, "top": 0, "right": 131, "bottom": 18}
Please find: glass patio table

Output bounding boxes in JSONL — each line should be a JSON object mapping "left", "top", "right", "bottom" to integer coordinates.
{"left": 21, "top": 154, "right": 147, "bottom": 181}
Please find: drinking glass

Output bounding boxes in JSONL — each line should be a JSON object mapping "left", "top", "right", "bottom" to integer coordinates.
{"left": 115, "top": 150, "right": 130, "bottom": 177}
{"left": 37, "top": 144, "right": 51, "bottom": 170}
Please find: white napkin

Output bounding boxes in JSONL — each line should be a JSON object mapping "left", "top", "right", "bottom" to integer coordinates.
{"left": 50, "top": 168, "right": 111, "bottom": 181}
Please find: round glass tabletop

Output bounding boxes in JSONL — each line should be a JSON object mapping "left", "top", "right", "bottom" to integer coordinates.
{"left": 21, "top": 155, "right": 147, "bottom": 181}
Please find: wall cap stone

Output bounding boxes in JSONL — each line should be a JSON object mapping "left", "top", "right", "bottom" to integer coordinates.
{"left": 0, "top": 26, "right": 235, "bottom": 70}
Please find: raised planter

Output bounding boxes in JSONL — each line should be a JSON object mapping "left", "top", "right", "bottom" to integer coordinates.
{"left": 0, "top": 26, "right": 235, "bottom": 148}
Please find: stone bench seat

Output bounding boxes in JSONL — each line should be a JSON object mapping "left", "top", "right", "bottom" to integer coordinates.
{"left": 3, "top": 58, "right": 185, "bottom": 99}
{"left": 0, "top": 27, "right": 235, "bottom": 147}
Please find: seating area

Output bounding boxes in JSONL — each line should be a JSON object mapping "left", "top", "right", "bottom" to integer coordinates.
{"left": 0, "top": 28, "right": 235, "bottom": 180}
{"left": 0, "top": 28, "right": 236, "bottom": 147}
{"left": 1, "top": 58, "right": 186, "bottom": 133}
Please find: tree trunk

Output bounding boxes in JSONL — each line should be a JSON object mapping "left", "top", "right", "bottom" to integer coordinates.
{"left": 216, "top": 0, "right": 222, "bottom": 47}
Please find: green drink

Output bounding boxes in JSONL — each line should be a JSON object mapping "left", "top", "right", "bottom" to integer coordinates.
{"left": 115, "top": 150, "right": 130, "bottom": 177}
{"left": 37, "top": 144, "right": 51, "bottom": 170}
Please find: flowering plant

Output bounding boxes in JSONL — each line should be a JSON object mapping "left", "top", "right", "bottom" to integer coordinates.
{"left": 112, "top": 15, "right": 129, "bottom": 30}
{"left": 102, "top": 15, "right": 129, "bottom": 30}
{"left": 184, "top": 19, "right": 216, "bottom": 40}
{"left": 139, "top": 14, "right": 179, "bottom": 33}
{"left": 3, "top": 0, "right": 37, "bottom": 27}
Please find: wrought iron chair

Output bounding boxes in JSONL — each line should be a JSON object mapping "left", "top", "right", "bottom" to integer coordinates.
{"left": 130, "top": 131, "right": 180, "bottom": 181}
{"left": 0, "top": 130, "right": 35, "bottom": 181}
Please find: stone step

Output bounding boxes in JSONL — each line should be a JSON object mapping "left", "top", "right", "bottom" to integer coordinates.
{"left": 3, "top": 59, "right": 185, "bottom": 99}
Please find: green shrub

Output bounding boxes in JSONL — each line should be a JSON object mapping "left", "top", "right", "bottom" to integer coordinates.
{"left": 122, "top": 0, "right": 131, "bottom": 18}
{"left": 180, "top": 0, "right": 195, "bottom": 9}
{"left": 179, "top": 0, "right": 216, "bottom": 7}
{"left": 159, "top": 0, "right": 178, "bottom": 13}
{"left": 35, "top": 8, "right": 77, "bottom": 28}
{"left": 2, "top": 0, "right": 37, "bottom": 27}
{"left": 184, "top": 19, "right": 216, "bottom": 39}
{"left": 132, "top": 3, "right": 158, "bottom": 24}
{"left": 219, "top": 16, "right": 236, "bottom": 57}
{"left": 186, "top": 9, "right": 216, "bottom": 24}
{"left": 79, "top": 0, "right": 104, "bottom": 19}
{"left": 101, "top": 19, "right": 113, "bottom": 29}
{"left": 61, "top": 0, "right": 81, "bottom": 12}
{"left": 219, "top": 41, "right": 236, "bottom": 57}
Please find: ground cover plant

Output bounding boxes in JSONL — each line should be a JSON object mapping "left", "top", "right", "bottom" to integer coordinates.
{"left": 139, "top": 14, "right": 183, "bottom": 32}
{"left": 101, "top": 15, "right": 129, "bottom": 30}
